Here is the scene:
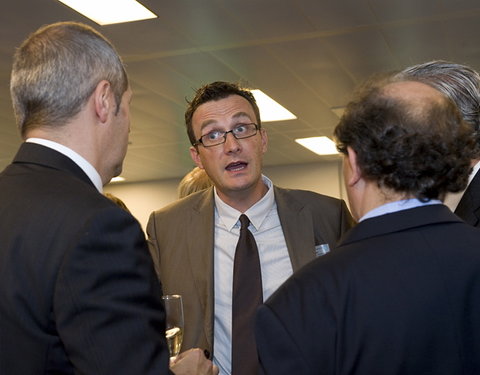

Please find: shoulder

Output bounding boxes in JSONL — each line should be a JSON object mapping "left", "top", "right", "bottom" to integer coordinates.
{"left": 152, "top": 187, "right": 213, "bottom": 216}
{"left": 274, "top": 185, "right": 347, "bottom": 210}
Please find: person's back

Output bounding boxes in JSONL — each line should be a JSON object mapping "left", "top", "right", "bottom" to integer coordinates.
{"left": 256, "top": 75, "right": 480, "bottom": 374}
{"left": 274, "top": 207, "right": 480, "bottom": 374}
{"left": 0, "top": 145, "right": 163, "bottom": 373}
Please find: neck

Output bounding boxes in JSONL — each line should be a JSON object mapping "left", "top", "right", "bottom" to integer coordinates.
{"left": 354, "top": 180, "right": 412, "bottom": 220}
{"left": 216, "top": 180, "right": 268, "bottom": 213}
{"left": 26, "top": 122, "right": 107, "bottom": 184}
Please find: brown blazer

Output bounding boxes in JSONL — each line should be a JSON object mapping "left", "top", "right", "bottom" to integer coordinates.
{"left": 147, "top": 185, "right": 353, "bottom": 355}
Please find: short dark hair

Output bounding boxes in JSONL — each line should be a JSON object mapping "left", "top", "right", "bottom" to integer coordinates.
{"left": 184, "top": 81, "right": 261, "bottom": 146}
{"left": 334, "top": 75, "right": 477, "bottom": 201}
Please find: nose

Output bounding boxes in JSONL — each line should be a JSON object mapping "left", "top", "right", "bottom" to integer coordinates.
{"left": 223, "top": 131, "right": 241, "bottom": 152}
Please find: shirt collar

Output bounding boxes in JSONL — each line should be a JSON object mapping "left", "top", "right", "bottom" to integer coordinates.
{"left": 214, "top": 175, "right": 274, "bottom": 231}
{"left": 26, "top": 138, "right": 103, "bottom": 193}
{"left": 359, "top": 198, "right": 442, "bottom": 222}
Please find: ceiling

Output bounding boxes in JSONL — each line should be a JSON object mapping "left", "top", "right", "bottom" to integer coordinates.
{"left": 1, "top": 0, "right": 480, "bottom": 183}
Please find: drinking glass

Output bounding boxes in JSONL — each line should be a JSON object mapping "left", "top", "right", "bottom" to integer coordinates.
{"left": 162, "top": 294, "right": 184, "bottom": 360}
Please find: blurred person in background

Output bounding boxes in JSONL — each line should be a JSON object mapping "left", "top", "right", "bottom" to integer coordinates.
{"left": 178, "top": 166, "right": 213, "bottom": 198}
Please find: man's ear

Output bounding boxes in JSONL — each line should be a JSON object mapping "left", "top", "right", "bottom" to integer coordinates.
{"left": 260, "top": 128, "right": 268, "bottom": 154}
{"left": 346, "top": 146, "right": 362, "bottom": 186}
{"left": 93, "top": 80, "right": 112, "bottom": 124}
{"left": 189, "top": 146, "right": 204, "bottom": 169}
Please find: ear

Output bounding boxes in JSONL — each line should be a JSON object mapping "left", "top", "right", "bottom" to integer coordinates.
{"left": 345, "top": 146, "right": 362, "bottom": 186}
{"left": 260, "top": 128, "right": 268, "bottom": 154}
{"left": 93, "top": 80, "right": 112, "bottom": 124}
{"left": 189, "top": 146, "right": 204, "bottom": 169}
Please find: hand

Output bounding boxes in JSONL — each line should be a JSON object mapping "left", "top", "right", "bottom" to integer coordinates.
{"left": 170, "top": 348, "right": 219, "bottom": 375}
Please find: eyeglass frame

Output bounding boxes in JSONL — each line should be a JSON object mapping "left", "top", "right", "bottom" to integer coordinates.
{"left": 194, "top": 123, "right": 260, "bottom": 148}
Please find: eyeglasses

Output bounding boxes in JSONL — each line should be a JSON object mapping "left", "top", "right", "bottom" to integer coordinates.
{"left": 195, "top": 123, "right": 259, "bottom": 147}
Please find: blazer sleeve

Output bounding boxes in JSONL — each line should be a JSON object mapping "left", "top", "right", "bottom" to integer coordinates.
{"left": 255, "top": 264, "right": 338, "bottom": 375}
{"left": 54, "top": 206, "right": 171, "bottom": 375}
{"left": 256, "top": 304, "right": 312, "bottom": 375}
{"left": 146, "top": 211, "right": 162, "bottom": 278}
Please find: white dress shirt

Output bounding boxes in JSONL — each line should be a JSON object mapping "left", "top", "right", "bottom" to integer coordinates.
{"left": 26, "top": 138, "right": 103, "bottom": 193}
{"left": 212, "top": 175, "right": 292, "bottom": 375}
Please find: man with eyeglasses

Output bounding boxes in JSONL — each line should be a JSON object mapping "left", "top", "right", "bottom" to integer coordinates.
{"left": 147, "top": 81, "right": 354, "bottom": 374}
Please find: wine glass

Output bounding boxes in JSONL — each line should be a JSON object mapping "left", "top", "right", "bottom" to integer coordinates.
{"left": 162, "top": 294, "right": 184, "bottom": 361}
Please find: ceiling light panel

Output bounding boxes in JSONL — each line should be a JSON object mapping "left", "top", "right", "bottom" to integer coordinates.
{"left": 57, "top": 0, "right": 157, "bottom": 25}
{"left": 251, "top": 89, "right": 297, "bottom": 122}
{"left": 295, "top": 136, "right": 339, "bottom": 155}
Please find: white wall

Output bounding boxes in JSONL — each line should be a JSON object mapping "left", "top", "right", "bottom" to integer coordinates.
{"left": 104, "top": 160, "right": 347, "bottom": 231}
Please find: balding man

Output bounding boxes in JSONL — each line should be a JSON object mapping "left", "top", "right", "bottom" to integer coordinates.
{"left": 255, "top": 74, "right": 480, "bottom": 374}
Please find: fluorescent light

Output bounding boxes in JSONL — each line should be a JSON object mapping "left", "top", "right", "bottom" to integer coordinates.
{"left": 250, "top": 89, "right": 297, "bottom": 122}
{"left": 110, "top": 176, "right": 126, "bottom": 183}
{"left": 295, "top": 136, "right": 339, "bottom": 155}
{"left": 57, "top": 0, "right": 157, "bottom": 25}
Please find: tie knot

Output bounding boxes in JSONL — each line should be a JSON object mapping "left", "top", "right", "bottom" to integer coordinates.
{"left": 239, "top": 214, "right": 250, "bottom": 229}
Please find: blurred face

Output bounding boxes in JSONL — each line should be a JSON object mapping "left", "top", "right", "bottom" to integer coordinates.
{"left": 189, "top": 94, "right": 268, "bottom": 202}
{"left": 108, "top": 87, "right": 132, "bottom": 180}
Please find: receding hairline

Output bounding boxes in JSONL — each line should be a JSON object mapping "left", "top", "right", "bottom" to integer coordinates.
{"left": 379, "top": 80, "right": 448, "bottom": 117}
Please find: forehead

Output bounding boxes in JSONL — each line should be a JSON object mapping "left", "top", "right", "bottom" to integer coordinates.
{"left": 192, "top": 94, "right": 256, "bottom": 129}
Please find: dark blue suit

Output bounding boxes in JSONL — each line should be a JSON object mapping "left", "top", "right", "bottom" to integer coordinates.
{"left": 0, "top": 143, "right": 171, "bottom": 374}
{"left": 256, "top": 205, "right": 480, "bottom": 374}
{"left": 455, "top": 171, "right": 480, "bottom": 227}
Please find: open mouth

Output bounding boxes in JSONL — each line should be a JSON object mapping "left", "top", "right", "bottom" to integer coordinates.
{"left": 226, "top": 161, "right": 247, "bottom": 172}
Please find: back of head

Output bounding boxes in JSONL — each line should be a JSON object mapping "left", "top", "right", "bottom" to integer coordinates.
{"left": 184, "top": 81, "right": 261, "bottom": 146}
{"left": 398, "top": 60, "right": 480, "bottom": 146}
{"left": 334, "top": 74, "right": 477, "bottom": 201}
{"left": 178, "top": 167, "right": 213, "bottom": 198}
{"left": 10, "top": 21, "right": 128, "bottom": 138}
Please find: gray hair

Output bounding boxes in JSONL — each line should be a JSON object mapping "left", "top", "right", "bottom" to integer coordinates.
{"left": 397, "top": 60, "right": 480, "bottom": 137}
{"left": 10, "top": 21, "right": 128, "bottom": 137}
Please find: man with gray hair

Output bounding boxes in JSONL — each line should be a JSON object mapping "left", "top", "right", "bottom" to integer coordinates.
{"left": 398, "top": 60, "right": 480, "bottom": 226}
{"left": 0, "top": 21, "right": 216, "bottom": 375}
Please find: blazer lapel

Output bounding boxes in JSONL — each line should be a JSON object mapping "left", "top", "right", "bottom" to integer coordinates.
{"left": 274, "top": 187, "right": 316, "bottom": 272}
{"left": 186, "top": 188, "right": 215, "bottom": 349}
{"left": 455, "top": 171, "right": 480, "bottom": 226}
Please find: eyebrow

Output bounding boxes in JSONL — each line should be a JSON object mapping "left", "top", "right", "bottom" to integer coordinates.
{"left": 199, "top": 112, "right": 254, "bottom": 132}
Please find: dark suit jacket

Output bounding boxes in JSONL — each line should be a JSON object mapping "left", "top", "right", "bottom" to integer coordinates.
{"left": 147, "top": 185, "right": 353, "bottom": 356}
{"left": 256, "top": 205, "right": 480, "bottom": 375}
{"left": 0, "top": 143, "right": 171, "bottom": 374}
{"left": 455, "top": 170, "right": 480, "bottom": 227}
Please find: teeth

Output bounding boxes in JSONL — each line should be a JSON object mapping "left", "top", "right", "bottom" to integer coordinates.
{"left": 227, "top": 162, "right": 245, "bottom": 171}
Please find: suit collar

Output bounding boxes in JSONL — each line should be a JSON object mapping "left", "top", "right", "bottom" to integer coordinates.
{"left": 341, "top": 204, "right": 462, "bottom": 246}
{"left": 13, "top": 142, "right": 96, "bottom": 189}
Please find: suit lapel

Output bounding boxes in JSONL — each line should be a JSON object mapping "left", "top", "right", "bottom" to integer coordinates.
{"left": 455, "top": 171, "right": 480, "bottom": 226}
{"left": 186, "top": 188, "right": 215, "bottom": 349}
{"left": 274, "top": 187, "right": 316, "bottom": 272}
